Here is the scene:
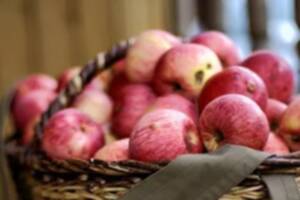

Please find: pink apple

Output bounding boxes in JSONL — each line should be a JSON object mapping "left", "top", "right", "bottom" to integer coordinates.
{"left": 57, "top": 67, "right": 81, "bottom": 92}
{"left": 263, "top": 133, "right": 289, "bottom": 155}
{"left": 73, "top": 89, "right": 113, "bottom": 124}
{"left": 57, "top": 67, "right": 107, "bottom": 92}
{"left": 126, "top": 30, "right": 181, "bottom": 83}
{"left": 198, "top": 66, "right": 268, "bottom": 113}
{"left": 199, "top": 94, "right": 269, "bottom": 151}
{"left": 265, "top": 99, "right": 287, "bottom": 131}
{"left": 147, "top": 94, "right": 197, "bottom": 122}
{"left": 279, "top": 97, "right": 300, "bottom": 151}
{"left": 153, "top": 43, "right": 222, "bottom": 99}
{"left": 130, "top": 109, "right": 203, "bottom": 162}
{"left": 11, "top": 74, "right": 57, "bottom": 125}
{"left": 42, "top": 108, "right": 105, "bottom": 160}
{"left": 94, "top": 138, "right": 129, "bottom": 162}
{"left": 112, "top": 84, "right": 156, "bottom": 138}
{"left": 12, "top": 90, "right": 56, "bottom": 130}
{"left": 191, "top": 31, "right": 241, "bottom": 67}
{"left": 89, "top": 69, "right": 113, "bottom": 91}
{"left": 13, "top": 74, "right": 57, "bottom": 98}
{"left": 240, "top": 50, "right": 296, "bottom": 103}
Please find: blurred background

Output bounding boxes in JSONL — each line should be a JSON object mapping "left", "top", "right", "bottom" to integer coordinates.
{"left": 1, "top": 0, "right": 300, "bottom": 96}
{"left": 1, "top": 0, "right": 300, "bottom": 198}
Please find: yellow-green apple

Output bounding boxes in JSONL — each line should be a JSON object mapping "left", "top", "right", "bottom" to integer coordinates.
{"left": 279, "top": 97, "right": 300, "bottom": 151}
{"left": 147, "top": 94, "right": 197, "bottom": 122}
{"left": 199, "top": 94, "right": 269, "bottom": 151}
{"left": 152, "top": 43, "right": 222, "bottom": 99}
{"left": 265, "top": 99, "right": 287, "bottom": 131}
{"left": 129, "top": 109, "right": 203, "bottom": 162}
{"left": 198, "top": 66, "right": 268, "bottom": 113}
{"left": 191, "top": 31, "right": 241, "bottom": 67}
{"left": 72, "top": 89, "right": 113, "bottom": 124}
{"left": 126, "top": 30, "right": 181, "bottom": 83}
{"left": 13, "top": 90, "right": 56, "bottom": 131}
{"left": 240, "top": 50, "right": 296, "bottom": 103}
{"left": 263, "top": 132, "right": 289, "bottom": 155}
{"left": 42, "top": 108, "right": 104, "bottom": 160}
{"left": 94, "top": 138, "right": 129, "bottom": 162}
{"left": 112, "top": 84, "right": 156, "bottom": 138}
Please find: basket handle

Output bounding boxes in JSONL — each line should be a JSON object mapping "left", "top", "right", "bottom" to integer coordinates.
{"left": 34, "top": 38, "right": 135, "bottom": 143}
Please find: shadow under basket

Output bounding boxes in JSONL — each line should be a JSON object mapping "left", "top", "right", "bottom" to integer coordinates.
{"left": 4, "top": 39, "right": 300, "bottom": 200}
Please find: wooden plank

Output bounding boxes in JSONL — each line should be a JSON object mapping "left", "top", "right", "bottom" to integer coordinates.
{"left": 75, "top": 0, "right": 111, "bottom": 62}
{"left": 0, "top": 0, "right": 28, "bottom": 95}
{"left": 64, "top": 0, "right": 86, "bottom": 66}
{"left": 151, "top": 0, "right": 176, "bottom": 32}
{"left": 23, "top": 0, "right": 43, "bottom": 73}
{"left": 122, "top": 0, "right": 150, "bottom": 37}
{"left": 106, "top": 0, "right": 128, "bottom": 43}
{"left": 33, "top": 0, "right": 71, "bottom": 76}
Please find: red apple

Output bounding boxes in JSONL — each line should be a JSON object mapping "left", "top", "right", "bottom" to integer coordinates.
{"left": 22, "top": 116, "right": 39, "bottom": 145}
{"left": 13, "top": 90, "right": 56, "bottom": 130}
{"left": 130, "top": 109, "right": 202, "bottom": 162}
{"left": 11, "top": 74, "right": 57, "bottom": 124}
{"left": 57, "top": 67, "right": 81, "bottom": 92}
{"left": 108, "top": 68, "right": 131, "bottom": 101}
{"left": 263, "top": 133, "right": 289, "bottom": 155}
{"left": 240, "top": 50, "right": 296, "bottom": 103}
{"left": 57, "top": 67, "right": 107, "bottom": 92}
{"left": 191, "top": 31, "right": 241, "bottom": 67}
{"left": 126, "top": 30, "right": 181, "bottom": 83}
{"left": 94, "top": 138, "right": 129, "bottom": 162}
{"left": 113, "top": 59, "right": 126, "bottom": 74}
{"left": 199, "top": 94, "right": 269, "bottom": 151}
{"left": 147, "top": 94, "right": 197, "bottom": 122}
{"left": 112, "top": 84, "right": 156, "bottom": 138}
{"left": 107, "top": 59, "right": 130, "bottom": 100}
{"left": 198, "top": 66, "right": 268, "bottom": 113}
{"left": 279, "top": 97, "right": 300, "bottom": 151}
{"left": 13, "top": 74, "right": 57, "bottom": 98}
{"left": 73, "top": 89, "right": 113, "bottom": 124}
{"left": 42, "top": 108, "right": 105, "bottom": 160}
{"left": 265, "top": 99, "right": 287, "bottom": 131}
{"left": 153, "top": 43, "right": 222, "bottom": 99}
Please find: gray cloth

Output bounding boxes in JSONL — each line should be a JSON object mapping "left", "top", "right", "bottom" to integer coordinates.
{"left": 120, "top": 145, "right": 270, "bottom": 200}
{"left": 262, "top": 174, "right": 300, "bottom": 200}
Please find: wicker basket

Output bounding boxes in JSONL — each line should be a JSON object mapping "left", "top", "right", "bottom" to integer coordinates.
{"left": 4, "top": 38, "right": 300, "bottom": 200}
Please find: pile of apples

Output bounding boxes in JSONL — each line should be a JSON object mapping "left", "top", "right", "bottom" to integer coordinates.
{"left": 10, "top": 29, "right": 299, "bottom": 163}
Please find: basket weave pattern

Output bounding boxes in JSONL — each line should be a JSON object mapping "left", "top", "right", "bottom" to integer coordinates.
{"left": 5, "top": 39, "right": 300, "bottom": 200}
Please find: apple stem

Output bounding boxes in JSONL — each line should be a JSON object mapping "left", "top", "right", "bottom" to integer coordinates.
{"left": 172, "top": 82, "right": 182, "bottom": 91}
{"left": 195, "top": 70, "right": 204, "bottom": 84}
{"left": 204, "top": 137, "right": 219, "bottom": 152}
